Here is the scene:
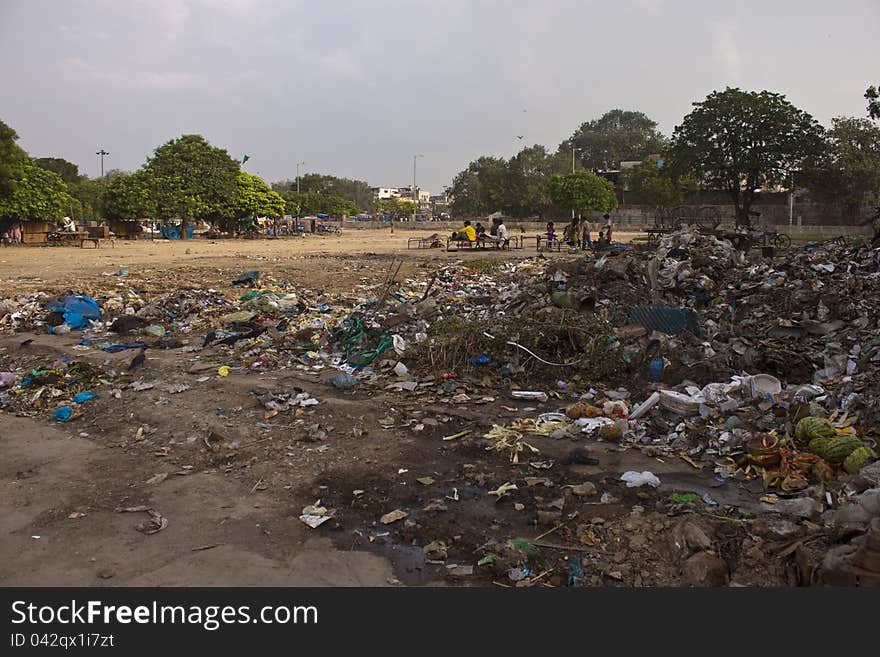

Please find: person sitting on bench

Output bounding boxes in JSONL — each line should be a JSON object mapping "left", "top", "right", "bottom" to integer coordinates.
{"left": 482, "top": 217, "right": 509, "bottom": 247}
{"left": 451, "top": 220, "right": 477, "bottom": 243}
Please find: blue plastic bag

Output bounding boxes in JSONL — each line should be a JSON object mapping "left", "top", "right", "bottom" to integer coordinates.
{"left": 53, "top": 406, "right": 73, "bottom": 422}
{"left": 73, "top": 391, "right": 97, "bottom": 404}
{"left": 46, "top": 295, "right": 102, "bottom": 330}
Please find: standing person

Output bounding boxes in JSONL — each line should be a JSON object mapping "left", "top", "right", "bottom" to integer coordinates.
{"left": 602, "top": 213, "right": 613, "bottom": 242}
{"left": 545, "top": 221, "right": 556, "bottom": 240}
{"left": 581, "top": 222, "right": 592, "bottom": 250}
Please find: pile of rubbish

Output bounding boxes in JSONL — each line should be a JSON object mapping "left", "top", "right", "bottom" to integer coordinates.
{"left": 2, "top": 227, "right": 880, "bottom": 585}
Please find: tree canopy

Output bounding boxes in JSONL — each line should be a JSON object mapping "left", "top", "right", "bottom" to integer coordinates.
{"left": 0, "top": 119, "right": 29, "bottom": 200}
{"left": 101, "top": 170, "right": 155, "bottom": 221}
{"left": 802, "top": 116, "right": 880, "bottom": 220}
{"left": 548, "top": 171, "right": 618, "bottom": 215}
{"left": 0, "top": 161, "right": 75, "bottom": 222}
{"left": 144, "top": 134, "right": 240, "bottom": 238}
{"left": 669, "top": 88, "right": 825, "bottom": 226}
{"left": 561, "top": 109, "right": 668, "bottom": 171}
{"left": 282, "top": 191, "right": 358, "bottom": 217}
{"left": 233, "top": 172, "right": 285, "bottom": 219}
{"left": 33, "top": 157, "right": 80, "bottom": 185}
{"left": 273, "top": 173, "right": 374, "bottom": 211}
{"left": 620, "top": 159, "right": 697, "bottom": 209}
{"left": 377, "top": 197, "right": 415, "bottom": 219}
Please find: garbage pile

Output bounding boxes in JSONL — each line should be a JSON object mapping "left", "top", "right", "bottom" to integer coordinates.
{"left": 2, "top": 227, "right": 880, "bottom": 586}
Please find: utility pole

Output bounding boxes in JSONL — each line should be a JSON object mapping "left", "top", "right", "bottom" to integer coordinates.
{"left": 412, "top": 154, "right": 423, "bottom": 222}
{"left": 296, "top": 161, "right": 306, "bottom": 195}
{"left": 788, "top": 170, "right": 794, "bottom": 226}
{"left": 96, "top": 149, "right": 109, "bottom": 178}
{"left": 571, "top": 147, "right": 578, "bottom": 220}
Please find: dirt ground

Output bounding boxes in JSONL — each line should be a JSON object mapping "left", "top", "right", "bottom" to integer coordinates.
{"left": 0, "top": 233, "right": 801, "bottom": 587}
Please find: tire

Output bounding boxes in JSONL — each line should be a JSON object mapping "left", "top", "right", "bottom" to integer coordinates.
{"left": 773, "top": 234, "right": 792, "bottom": 249}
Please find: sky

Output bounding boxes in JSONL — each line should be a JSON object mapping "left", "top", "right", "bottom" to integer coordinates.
{"left": 1, "top": 0, "right": 878, "bottom": 193}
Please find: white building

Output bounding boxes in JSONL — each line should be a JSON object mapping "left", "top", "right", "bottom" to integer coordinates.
{"left": 373, "top": 187, "right": 401, "bottom": 200}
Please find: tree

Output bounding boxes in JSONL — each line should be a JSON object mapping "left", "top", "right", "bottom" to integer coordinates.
{"left": 0, "top": 161, "right": 75, "bottom": 222}
{"left": 449, "top": 156, "right": 508, "bottom": 216}
{"left": 548, "top": 171, "right": 618, "bottom": 216}
{"left": 802, "top": 116, "right": 880, "bottom": 221}
{"left": 866, "top": 85, "right": 880, "bottom": 121}
{"left": 669, "top": 88, "right": 825, "bottom": 227}
{"left": 69, "top": 177, "right": 105, "bottom": 221}
{"left": 282, "top": 191, "right": 358, "bottom": 217}
{"left": 377, "top": 197, "right": 415, "bottom": 220}
{"left": 101, "top": 170, "right": 155, "bottom": 221}
{"left": 620, "top": 159, "right": 697, "bottom": 209}
{"left": 233, "top": 172, "right": 285, "bottom": 219}
{"left": 33, "top": 157, "right": 80, "bottom": 185}
{"left": 273, "top": 174, "right": 375, "bottom": 211}
{"left": 0, "top": 119, "right": 29, "bottom": 200}
{"left": 561, "top": 109, "right": 667, "bottom": 171}
{"left": 143, "top": 134, "right": 240, "bottom": 239}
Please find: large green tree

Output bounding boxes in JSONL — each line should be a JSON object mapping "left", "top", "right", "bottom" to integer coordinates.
{"left": 144, "top": 134, "right": 240, "bottom": 239}
{"left": 802, "top": 116, "right": 880, "bottom": 221}
{"left": 620, "top": 159, "right": 697, "bottom": 209}
{"left": 449, "top": 156, "right": 508, "bottom": 216}
{"left": 0, "top": 119, "right": 29, "bottom": 200}
{"left": 33, "top": 157, "right": 80, "bottom": 185}
{"left": 548, "top": 171, "right": 618, "bottom": 216}
{"left": 669, "top": 88, "right": 825, "bottom": 227}
{"left": 0, "top": 161, "right": 75, "bottom": 222}
{"left": 233, "top": 172, "right": 285, "bottom": 219}
{"left": 101, "top": 170, "right": 155, "bottom": 221}
{"left": 561, "top": 109, "right": 668, "bottom": 171}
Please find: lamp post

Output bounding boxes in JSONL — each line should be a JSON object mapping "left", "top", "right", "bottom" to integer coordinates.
{"left": 412, "top": 154, "right": 423, "bottom": 222}
{"left": 296, "top": 161, "right": 306, "bottom": 195}
{"left": 96, "top": 149, "right": 109, "bottom": 178}
{"left": 788, "top": 170, "right": 795, "bottom": 226}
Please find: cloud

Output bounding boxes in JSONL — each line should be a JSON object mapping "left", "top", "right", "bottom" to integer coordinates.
{"left": 318, "top": 49, "right": 362, "bottom": 80}
{"left": 58, "top": 56, "right": 198, "bottom": 91}
{"left": 710, "top": 21, "right": 742, "bottom": 84}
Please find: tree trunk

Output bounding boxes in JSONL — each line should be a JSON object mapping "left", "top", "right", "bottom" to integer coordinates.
{"left": 181, "top": 216, "right": 189, "bottom": 240}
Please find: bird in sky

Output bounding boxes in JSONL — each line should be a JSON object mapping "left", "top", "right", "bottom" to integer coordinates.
{"left": 516, "top": 135, "right": 524, "bottom": 140}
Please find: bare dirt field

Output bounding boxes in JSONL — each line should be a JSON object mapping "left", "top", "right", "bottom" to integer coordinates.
{"left": 0, "top": 231, "right": 870, "bottom": 587}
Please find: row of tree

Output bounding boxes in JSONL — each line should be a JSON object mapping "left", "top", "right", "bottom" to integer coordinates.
{"left": 450, "top": 85, "right": 880, "bottom": 226}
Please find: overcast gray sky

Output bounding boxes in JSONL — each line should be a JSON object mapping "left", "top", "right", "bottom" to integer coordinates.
{"left": 1, "top": 0, "right": 878, "bottom": 192}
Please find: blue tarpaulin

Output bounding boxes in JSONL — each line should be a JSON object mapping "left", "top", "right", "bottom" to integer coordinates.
{"left": 46, "top": 295, "right": 102, "bottom": 330}
{"left": 161, "top": 224, "right": 196, "bottom": 240}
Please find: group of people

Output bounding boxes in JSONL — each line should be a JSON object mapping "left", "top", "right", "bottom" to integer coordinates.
{"left": 545, "top": 213, "right": 614, "bottom": 251}
{"left": 451, "top": 217, "right": 510, "bottom": 246}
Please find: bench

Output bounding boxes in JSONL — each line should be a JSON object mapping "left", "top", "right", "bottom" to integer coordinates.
{"left": 536, "top": 235, "right": 562, "bottom": 252}
{"left": 408, "top": 234, "right": 443, "bottom": 249}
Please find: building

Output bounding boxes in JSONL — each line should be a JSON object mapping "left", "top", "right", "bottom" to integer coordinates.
{"left": 372, "top": 187, "right": 401, "bottom": 200}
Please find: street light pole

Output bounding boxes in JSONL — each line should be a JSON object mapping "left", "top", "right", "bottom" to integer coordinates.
{"left": 96, "top": 149, "right": 109, "bottom": 178}
{"left": 788, "top": 170, "right": 794, "bottom": 226}
{"left": 296, "top": 161, "right": 306, "bottom": 195}
{"left": 571, "top": 147, "right": 578, "bottom": 220}
{"left": 412, "top": 154, "right": 423, "bottom": 222}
